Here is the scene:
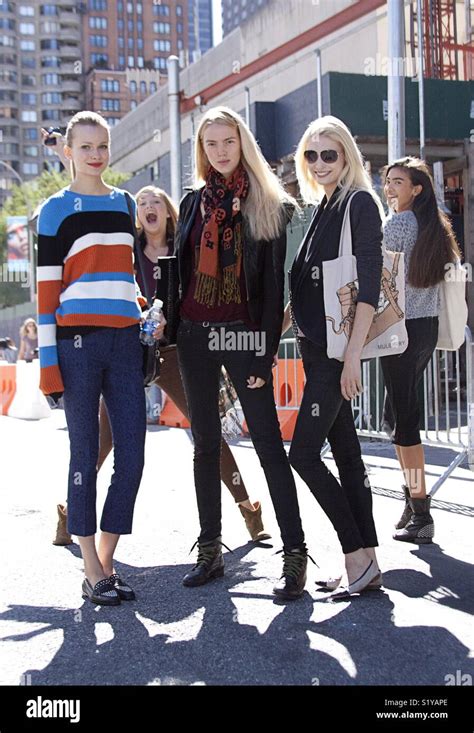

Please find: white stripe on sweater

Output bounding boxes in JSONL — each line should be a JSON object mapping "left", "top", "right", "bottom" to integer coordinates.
{"left": 59, "top": 279, "right": 138, "bottom": 303}
{"left": 38, "top": 324, "right": 57, "bottom": 348}
{"left": 37, "top": 265, "right": 63, "bottom": 282}
{"left": 64, "top": 232, "right": 134, "bottom": 262}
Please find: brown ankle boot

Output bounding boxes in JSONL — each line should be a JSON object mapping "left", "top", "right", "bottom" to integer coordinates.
{"left": 238, "top": 501, "right": 271, "bottom": 541}
{"left": 53, "top": 504, "right": 73, "bottom": 546}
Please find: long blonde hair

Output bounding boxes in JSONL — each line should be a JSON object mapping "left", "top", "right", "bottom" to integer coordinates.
{"left": 135, "top": 185, "right": 178, "bottom": 244}
{"left": 295, "top": 115, "right": 384, "bottom": 218}
{"left": 65, "top": 110, "right": 110, "bottom": 179}
{"left": 194, "top": 106, "right": 296, "bottom": 242}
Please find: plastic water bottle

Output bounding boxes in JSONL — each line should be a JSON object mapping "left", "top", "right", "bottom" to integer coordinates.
{"left": 140, "top": 298, "right": 164, "bottom": 346}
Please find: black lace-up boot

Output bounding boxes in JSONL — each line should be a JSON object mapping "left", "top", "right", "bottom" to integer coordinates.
{"left": 273, "top": 546, "right": 308, "bottom": 600}
{"left": 182, "top": 537, "right": 225, "bottom": 587}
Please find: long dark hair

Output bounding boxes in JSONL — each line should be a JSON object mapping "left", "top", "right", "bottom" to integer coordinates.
{"left": 383, "top": 157, "right": 461, "bottom": 288}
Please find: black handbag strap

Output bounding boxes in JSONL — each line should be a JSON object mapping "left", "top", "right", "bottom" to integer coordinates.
{"left": 124, "top": 191, "right": 153, "bottom": 308}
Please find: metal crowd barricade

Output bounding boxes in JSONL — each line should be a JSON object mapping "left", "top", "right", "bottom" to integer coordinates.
{"left": 274, "top": 327, "right": 473, "bottom": 495}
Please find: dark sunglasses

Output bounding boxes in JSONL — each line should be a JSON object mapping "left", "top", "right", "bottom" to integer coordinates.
{"left": 304, "top": 149, "right": 339, "bottom": 164}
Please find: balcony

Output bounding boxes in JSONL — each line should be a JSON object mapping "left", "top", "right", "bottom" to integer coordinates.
{"left": 63, "top": 97, "right": 82, "bottom": 111}
{"left": 60, "top": 62, "right": 79, "bottom": 75}
{"left": 59, "top": 44, "right": 80, "bottom": 60}
{"left": 60, "top": 78, "right": 81, "bottom": 93}
{"left": 57, "top": 0, "right": 77, "bottom": 8}
{"left": 60, "top": 27, "right": 81, "bottom": 43}
{"left": 59, "top": 10, "right": 79, "bottom": 24}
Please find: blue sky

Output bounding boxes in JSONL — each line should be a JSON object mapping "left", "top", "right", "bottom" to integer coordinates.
{"left": 212, "top": 0, "right": 223, "bottom": 45}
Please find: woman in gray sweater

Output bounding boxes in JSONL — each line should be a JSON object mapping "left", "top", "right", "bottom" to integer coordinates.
{"left": 382, "top": 157, "right": 460, "bottom": 543}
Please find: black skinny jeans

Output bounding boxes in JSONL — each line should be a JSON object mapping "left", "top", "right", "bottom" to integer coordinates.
{"left": 177, "top": 320, "right": 305, "bottom": 549}
{"left": 381, "top": 317, "right": 439, "bottom": 447}
{"left": 289, "top": 338, "right": 378, "bottom": 555}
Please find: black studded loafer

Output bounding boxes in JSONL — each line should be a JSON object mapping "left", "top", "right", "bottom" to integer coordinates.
{"left": 109, "top": 573, "right": 136, "bottom": 601}
{"left": 82, "top": 578, "right": 121, "bottom": 606}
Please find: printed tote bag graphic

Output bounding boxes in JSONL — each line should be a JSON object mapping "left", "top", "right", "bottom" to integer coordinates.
{"left": 323, "top": 191, "right": 408, "bottom": 361}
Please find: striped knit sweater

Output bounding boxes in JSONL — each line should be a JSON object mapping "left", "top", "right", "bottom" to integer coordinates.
{"left": 37, "top": 187, "right": 144, "bottom": 395}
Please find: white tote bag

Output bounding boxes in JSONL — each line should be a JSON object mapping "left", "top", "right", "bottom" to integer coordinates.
{"left": 437, "top": 260, "right": 468, "bottom": 350}
{"left": 323, "top": 191, "right": 408, "bottom": 361}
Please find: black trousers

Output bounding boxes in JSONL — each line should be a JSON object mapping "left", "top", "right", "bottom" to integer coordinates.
{"left": 382, "top": 317, "right": 439, "bottom": 447}
{"left": 177, "top": 320, "right": 305, "bottom": 549}
{"left": 289, "top": 338, "right": 378, "bottom": 555}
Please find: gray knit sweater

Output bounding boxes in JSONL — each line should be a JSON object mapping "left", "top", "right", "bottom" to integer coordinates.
{"left": 383, "top": 210, "right": 439, "bottom": 320}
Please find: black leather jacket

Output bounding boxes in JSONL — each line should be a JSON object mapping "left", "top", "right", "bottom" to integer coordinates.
{"left": 175, "top": 187, "right": 293, "bottom": 381}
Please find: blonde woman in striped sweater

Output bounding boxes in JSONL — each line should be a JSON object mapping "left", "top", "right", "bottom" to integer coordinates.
{"left": 37, "top": 111, "right": 164, "bottom": 606}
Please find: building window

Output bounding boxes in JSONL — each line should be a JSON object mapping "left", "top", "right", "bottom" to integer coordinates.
{"left": 19, "top": 22, "right": 35, "bottom": 34}
{"left": 127, "top": 55, "right": 134, "bottom": 66}
{"left": 90, "top": 36, "right": 108, "bottom": 47}
{"left": 19, "top": 6, "right": 35, "bottom": 15}
{"left": 21, "top": 74, "right": 35, "bottom": 86}
{"left": 41, "top": 21, "right": 60, "bottom": 33}
{"left": 117, "top": 19, "right": 124, "bottom": 31}
{"left": 41, "top": 56, "right": 60, "bottom": 67}
{"left": 136, "top": 2, "right": 142, "bottom": 14}
{"left": 118, "top": 55, "right": 125, "bottom": 68}
{"left": 22, "top": 57, "right": 36, "bottom": 68}
{"left": 150, "top": 81, "right": 157, "bottom": 93}
{"left": 89, "top": 16, "right": 107, "bottom": 29}
{"left": 128, "top": 19, "right": 134, "bottom": 32}
{"left": 137, "top": 38, "right": 143, "bottom": 50}
{"left": 153, "top": 22, "right": 170, "bottom": 34}
{"left": 21, "top": 93, "right": 36, "bottom": 105}
{"left": 20, "top": 40, "right": 36, "bottom": 51}
{"left": 101, "top": 98, "right": 120, "bottom": 111}
{"left": 42, "top": 92, "right": 61, "bottom": 104}
{"left": 176, "top": 4, "right": 183, "bottom": 15}
{"left": 0, "top": 35, "right": 15, "bottom": 47}
{"left": 42, "top": 109, "right": 61, "bottom": 121}
{"left": 89, "top": 0, "right": 107, "bottom": 10}
{"left": 177, "top": 39, "right": 183, "bottom": 50}
{"left": 40, "top": 4, "right": 58, "bottom": 15}
{"left": 153, "top": 39, "right": 171, "bottom": 52}
{"left": 23, "top": 128, "right": 38, "bottom": 140}
{"left": 42, "top": 73, "right": 59, "bottom": 84}
{"left": 129, "top": 80, "right": 137, "bottom": 93}
{"left": 177, "top": 22, "right": 183, "bottom": 34}
{"left": 137, "top": 56, "right": 143, "bottom": 67}
{"left": 40, "top": 39, "right": 60, "bottom": 50}
{"left": 21, "top": 110, "right": 37, "bottom": 122}
{"left": 118, "top": 37, "right": 124, "bottom": 48}
{"left": 153, "top": 4, "right": 169, "bottom": 16}
{"left": 23, "top": 162, "right": 39, "bottom": 175}
{"left": 0, "top": 18, "right": 16, "bottom": 30}
{"left": 100, "top": 79, "right": 119, "bottom": 93}
{"left": 91, "top": 53, "right": 108, "bottom": 66}
{"left": 153, "top": 57, "right": 167, "bottom": 70}
{"left": 24, "top": 145, "right": 39, "bottom": 157}
{"left": 130, "top": 100, "right": 137, "bottom": 110}
{"left": 127, "top": 37, "right": 134, "bottom": 50}
{"left": 140, "top": 81, "right": 146, "bottom": 94}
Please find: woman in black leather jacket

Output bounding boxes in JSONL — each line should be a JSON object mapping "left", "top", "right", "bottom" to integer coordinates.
{"left": 176, "top": 106, "right": 308, "bottom": 599}
{"left": 283, "top": 115, "right": 384, "bottom": 598}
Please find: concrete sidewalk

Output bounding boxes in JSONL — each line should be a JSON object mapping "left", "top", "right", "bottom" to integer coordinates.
{"left": 0, "top": 410, "right": 473, "bottom": 687}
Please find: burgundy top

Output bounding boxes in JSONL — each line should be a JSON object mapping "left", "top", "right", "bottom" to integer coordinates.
{"left": 180, "top": 207, "right": 255, "bottom": 325}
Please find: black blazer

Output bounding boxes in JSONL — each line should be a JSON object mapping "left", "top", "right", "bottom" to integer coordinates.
{"left": 290, "top": 188, "right": 383, "bottom": 348}
{"left": 175, "top": 187, "right": 293, "bottom": 380}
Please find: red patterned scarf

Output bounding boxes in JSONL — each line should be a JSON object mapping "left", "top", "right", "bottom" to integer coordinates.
{"left": 195, "top": 164, "right": 249, "bottom": 307}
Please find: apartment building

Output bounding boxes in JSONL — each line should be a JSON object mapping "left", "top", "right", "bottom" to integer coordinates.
{"left": 0, "top": 0, "right": 213, "bottom": 206}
